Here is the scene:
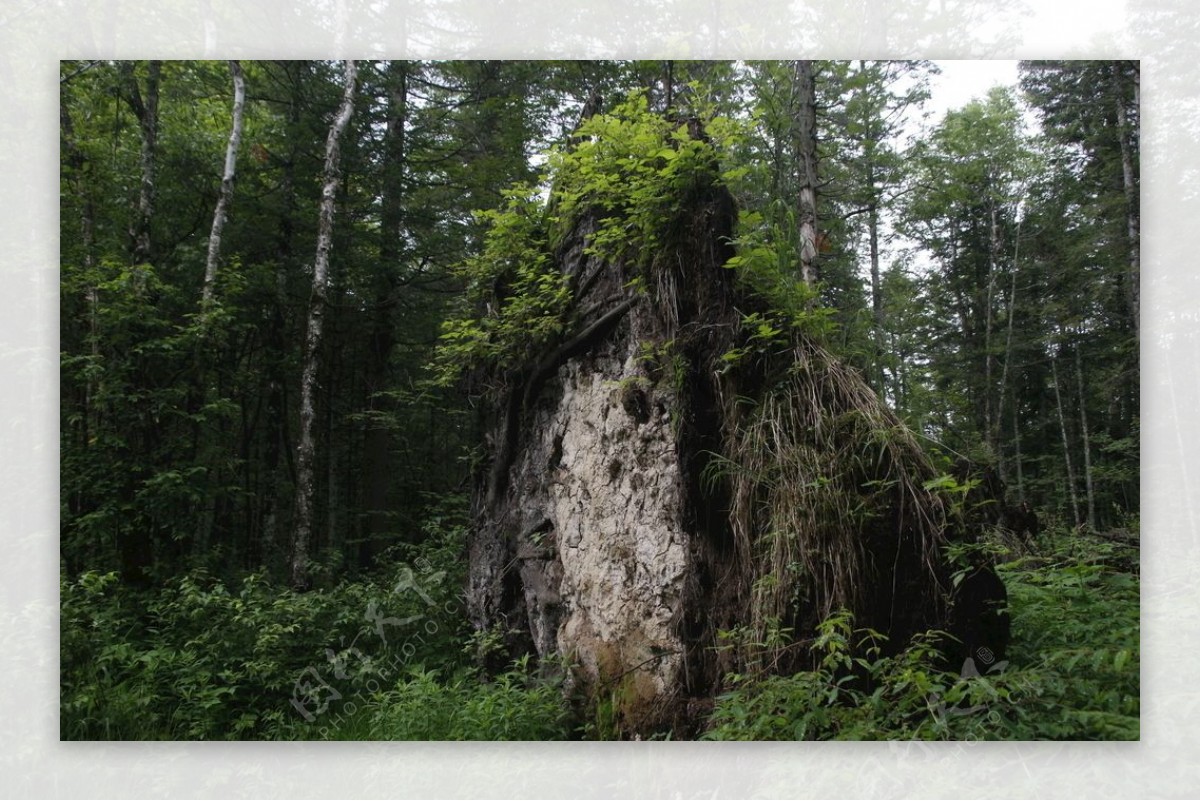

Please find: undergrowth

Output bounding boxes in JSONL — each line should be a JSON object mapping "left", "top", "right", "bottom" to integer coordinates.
{"left": 307, "top": 657, "right": 572, "bottom": 741}
{"left": 62, "top": 511, "right": 1137, "bottom": 740}
{"left": 702, "top": 529, "right": 1139, "bottom": 740}
{"left": 60, "top": 513, "right": 474, "bottom": 740}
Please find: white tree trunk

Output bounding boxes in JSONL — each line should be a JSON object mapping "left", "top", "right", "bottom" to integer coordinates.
{"left": 201, "top": 60, "right": 246, "bottom": 311}
{"left": 291, "top": 60, "right": 357, "bottom": 590}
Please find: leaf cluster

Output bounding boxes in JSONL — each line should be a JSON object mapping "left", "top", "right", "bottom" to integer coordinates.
{"left": 431, "top": 93, "right": 736, "bottom": 389}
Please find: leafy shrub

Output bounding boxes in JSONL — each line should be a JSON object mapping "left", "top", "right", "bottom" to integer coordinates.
{"left": 61, "top": 516, "right": 470, "bottom": 740}
{"left": 313, "top": 657, "right": 573, "bottom": 741}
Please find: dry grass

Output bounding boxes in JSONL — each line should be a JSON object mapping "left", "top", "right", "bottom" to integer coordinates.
{"left": 714, "top": 337, "right": 953, "bottom": 669}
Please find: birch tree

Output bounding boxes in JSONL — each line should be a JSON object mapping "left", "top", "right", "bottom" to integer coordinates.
{"left": 200, "top": 60, "right": 246, "bottom": 312}
{"left": 291, "top": 60, "right": 358, "bottom": 590}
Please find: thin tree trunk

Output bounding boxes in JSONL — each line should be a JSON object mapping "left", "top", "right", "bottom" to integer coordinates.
{"left": 260, "top": 63, "right": 306, "bottom": 572}
{"left": 1115, "top": 62, "right": 1140, "bottom": 340}
{"left": 1074, "top": 342, "right": 1097, "bottom": 530}
{"left": 867, "top": 199, "right": 884, "bottom": 391}
{"left": 983, "top": 199, "right": 1001, "bottom": 456}
{"left": 1051, "top": 348, "right": 1081, "bottom": 528}
{"left": 1012, "top": 397, "right": 1025, "bottom": 503}
{"left": 201, "top": 60, "right": 246, "bottom": 311}
{"left": 191, "top": 62, "right": 247, "bottom": 558}
{"left": 111, "top": 60, "right": 162, "bottom": 585}
{"left": 664, "top": 60, "right": 675, "bottom": 112}
{"left": 858, "top": 61, "right": 886, "bottom": 395}
{"left": 61, "top": 95, "right": 100, "bottom": 437}
{"left": 794, "top": 60, "right": 820, "bottom": 291}
{"left": 291, "top": 60, "right": 357, "bottom": 590}
{"left": 361, "top": 60, "right": 408, "bottom": 564}
{"left": 123, "top": 60, "right": 162, "bottom": 264}
{"left": 995, "top": 207, "right": 1023, "bottom": 481}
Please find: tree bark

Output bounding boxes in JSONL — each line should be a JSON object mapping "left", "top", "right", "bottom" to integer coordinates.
{"left": 794, "top": 60, "right": 820, "bottom": 291}
{"left": 122, "top": 60, "right": 162, "bottom": 265}
{"left": 291, "top": 60, "right": 357, "bottom": 590}
{"left": 1115, "top": 62, "right": 1140, "bottom": 340}
{"left": 1051, "top": 347, "right": 1081, "bottom": 527}
{"left": 201, "top": 60, "right": 246, "bottom": 311}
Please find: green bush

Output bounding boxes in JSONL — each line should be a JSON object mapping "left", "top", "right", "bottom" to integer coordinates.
{"left": 61, "top": 518, "right": 470, "bottom": 740}
{"left": 313, "top": 657, "right": 573, "bottom": 741}
{"left": 62, "top": 515, "right": 1137, "bottom": 741}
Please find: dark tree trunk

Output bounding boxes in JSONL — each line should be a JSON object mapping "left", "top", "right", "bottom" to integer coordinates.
{"left": 794, "top": 59, "right": 820, "bottom": 290}
{"left": 1075, "top": 342, "right": 1097, "bottom": 530}
{"left": 867, "top": 198, "right": 884, "bottom": 389}
{"left": 122, "top": 60, "right": 161, "bottom": 265}
{"left": 359, "top": 60, "right": 408, "bottom": 566}
{"left": 259, "top": 61, "right": 306, "bottom": 571}
{"left": 1115, "top": 62, "right": 1139, "bottom": 340}
{"left": 1051, "top": 345, "right": 1081, "bottom": 527}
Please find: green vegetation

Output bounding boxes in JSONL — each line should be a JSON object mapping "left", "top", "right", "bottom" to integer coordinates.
{"left": 433, "top": 93, "right": 739, "bottom": 387}
{"left": 705, "top": 530, "right": 1139, "bottom": 741}
{"left": 61, "top": 517, "right": 1137, "bottom": 740}
{"left": 61, "top": 511, "right": 473, "bottom": 740}
{"left": 59, "top": 59, "right": 1138, "bottom": 741}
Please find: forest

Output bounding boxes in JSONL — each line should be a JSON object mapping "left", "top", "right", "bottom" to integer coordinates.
{"left": 59, "top": 59, "right": 1139, "bottom": 741}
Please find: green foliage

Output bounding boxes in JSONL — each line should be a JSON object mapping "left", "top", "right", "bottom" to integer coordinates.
{"left": 313, "top": 658, "right": 573, "bottom": 741}
{"left": 704, "top": 532, "right": 1139, "bottom": 740}
{"left": 432, "top": 184, "right": 569, "bottom": 387}
{"left": 61, "top": 516, "right": 470, "bottom": 740}
{"left": 547, "top": 93, "right": 723, "bottom": 265}
{"left": 722, "top": 212, "right": 834, "bottom": 339}
{"left": 432, "top": 92, "right": 746, "bottom": 388}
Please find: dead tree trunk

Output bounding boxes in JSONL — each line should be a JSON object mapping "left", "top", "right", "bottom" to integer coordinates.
{"left": 467, "top": 121, "right": 961, "bottom": 738}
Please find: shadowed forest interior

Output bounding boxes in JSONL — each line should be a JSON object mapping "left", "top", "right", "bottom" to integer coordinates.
{"left": 60, "top": 59, "right": 1138, "bottom": 740}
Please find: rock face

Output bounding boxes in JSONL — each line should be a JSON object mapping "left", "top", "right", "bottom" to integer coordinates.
{"left": 466, "top": 175, "right": 742, "bottom": 733}
{"left": 506, "top": 352, "right": 691, "bottom": 724}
